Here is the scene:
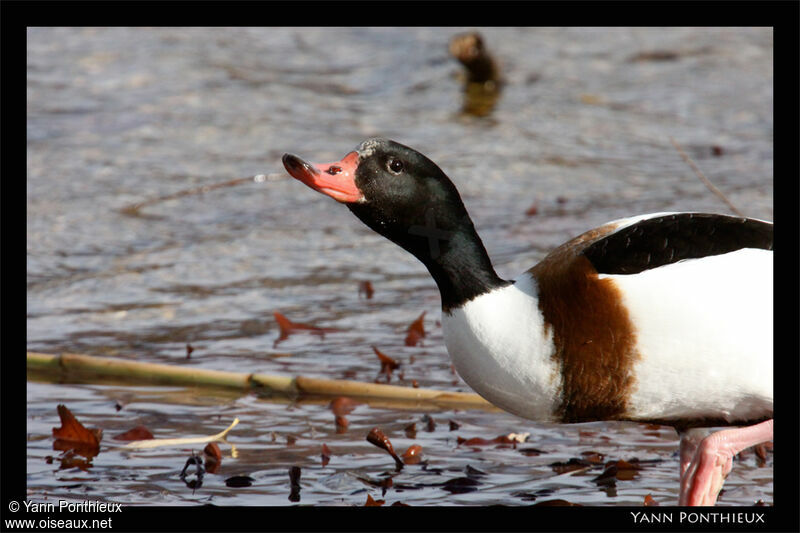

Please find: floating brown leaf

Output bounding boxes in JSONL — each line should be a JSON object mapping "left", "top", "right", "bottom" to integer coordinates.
{"left": 204, "top": 442, "right": 222, "bottom": 462}
{"left": 644, "top": 494, "right": 659, "bottom": 506}
{"left": 525, "top": 202, "right": 539, "bottom": 216}
{"left": 356, "top": 474, "right": 393, "bottom": 493}
{"left": 365, "top": 494, "right": 385, "bottom": 506}
{"left": 203, "top": 442, "right": 222, "bottom": 474}
{"left": 593, "top": 467, "right": 618, "bottom": 486}
{"left": 401, "top": 444, "right": 423, "bottom": 465}
{"left": 358, "top": 280, "right": 374, "bottom": 299}
{"left": 448, "top": 420, "right": 461, "bottom": 431}
{"left": 52, "top": 405, "right": 101, "bottom": 458}
{"left": 613, "top": 459, "right": 642, "bottom": 480}
{"left": 329, "top": 396, "right": 360, "bottom": 416}
{"left": 580, "top": 451, "right": 605, "bottom": 464}
{"left": 457, "top": 434, "right": 516, "bottom": 448}
{"left": 366, "top": 427, "right": 403, "bottom": 470}
{"left": 593, "top": 459, "right": 642, "bottom": 485}
{"left": 366, "top": 427, "right": 395, "bottom": 454}
{"left": 404, "top": 423, "right": 417, "bottom": 439}
{"left": 549, "top": 458, "right": 592, "bottom": 474}
{"left": 321, "top": 443, "right": 332, "bottom": 467}
{"left": 112, "top": 425, "right": 154, "bottom": 442}
{"left": 372, "top": 346, "right": 400, "bottom": 375}
{"left": 273, "top": 311, "right": 340, "bottom": 344}
{"left": 404, "top": 311, "right": 426, "bottom": 346}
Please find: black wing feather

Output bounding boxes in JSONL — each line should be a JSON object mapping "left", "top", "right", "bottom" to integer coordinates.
{"left": 583, "top": 213, "right": 773, "bottom": 275}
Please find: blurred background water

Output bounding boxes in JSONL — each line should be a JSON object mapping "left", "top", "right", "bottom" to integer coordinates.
{"left": 27, "top": 27, "right": 773, "bottom": 507}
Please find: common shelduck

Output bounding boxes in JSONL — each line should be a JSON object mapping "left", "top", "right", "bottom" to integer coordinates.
{"left": 282, "top": 138, "right": 773, "bottom": 506}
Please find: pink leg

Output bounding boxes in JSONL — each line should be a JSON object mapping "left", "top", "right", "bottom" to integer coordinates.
{"left": 679, "top": 419, "right": 773, "bottom": 506}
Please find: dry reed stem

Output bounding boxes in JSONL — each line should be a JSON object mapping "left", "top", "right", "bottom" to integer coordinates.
{"left": 27, "top": 351, "right": 493, "bottom": 410}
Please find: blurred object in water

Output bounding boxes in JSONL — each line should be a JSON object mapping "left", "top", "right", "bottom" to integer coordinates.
{"left": 449, "top": 31, "right": 502, "bottom": 117}
{"left": 450, "top": 31, "right": 499, "bottom": 84}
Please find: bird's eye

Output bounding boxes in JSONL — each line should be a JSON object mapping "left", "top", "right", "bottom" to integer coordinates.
{"left": 388, "top": 158, "right": 404, "bottom": 174}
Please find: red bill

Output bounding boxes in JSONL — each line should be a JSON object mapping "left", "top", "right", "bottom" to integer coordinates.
{"left": 282, "top": 151, "right": 363, "bottom": 203}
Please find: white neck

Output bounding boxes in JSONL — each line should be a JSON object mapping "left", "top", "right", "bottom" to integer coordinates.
{"left": 441, "top": 273, "right": 560, "bottom": 421}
